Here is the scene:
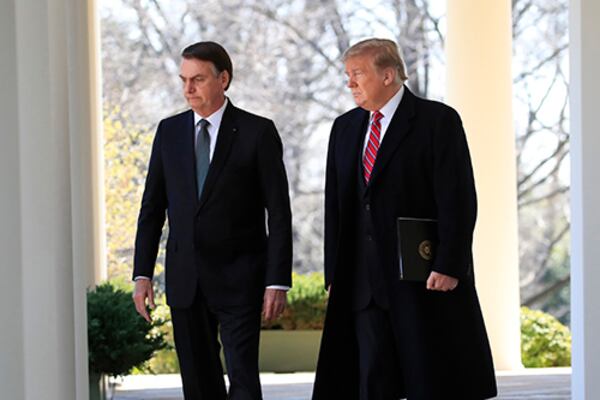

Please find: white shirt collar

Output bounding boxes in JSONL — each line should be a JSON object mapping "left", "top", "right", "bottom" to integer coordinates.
{"left": 362, "top": 86, "right": 405, "bottom": 154}
{"left": 371, "top": 85, "right": 404, "bottom": 122}
{"left": 193, "top": 97, "right": 228, "bottom": 129}
{"left": 192, "top": 98, "right": 228, "bottom": 162}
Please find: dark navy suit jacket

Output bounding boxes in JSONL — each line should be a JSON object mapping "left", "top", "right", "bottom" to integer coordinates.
{"left": 133, "top": 101, "right": 292, "bottom": 308}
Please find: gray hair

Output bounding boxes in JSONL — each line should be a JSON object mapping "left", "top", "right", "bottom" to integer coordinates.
{"left": 343, "top": 38, "right": 408, "bottom": 84}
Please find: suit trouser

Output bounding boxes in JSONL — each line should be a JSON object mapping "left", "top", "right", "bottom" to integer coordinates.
{"left": 170, "top": 283, "right": 263, "bottom": 400}
{"left": 354, "top": 301, "right": 403, "bottom": 400}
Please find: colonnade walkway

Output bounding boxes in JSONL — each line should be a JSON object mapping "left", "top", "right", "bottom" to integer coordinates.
{"left": 113, "top": 368, "right": 571, "bottom": 399}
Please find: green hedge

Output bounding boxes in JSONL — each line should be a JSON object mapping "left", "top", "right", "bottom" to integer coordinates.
{"left": 520, "top": 306, "right": 571, "bottom": 367}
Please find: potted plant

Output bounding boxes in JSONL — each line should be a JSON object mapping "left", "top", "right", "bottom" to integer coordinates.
{"left": 87, "top": 281, "right": 167, "bottom": 400}
{"left": 260, "top": 272, "right": 327, "bottom": 372}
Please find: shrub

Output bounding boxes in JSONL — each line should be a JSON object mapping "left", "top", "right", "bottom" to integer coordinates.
{"left": 88, "top": 281, "right": 168, "bottom": 377}
{"left": 521, "top": 306, "right": 571, "bottom": 367}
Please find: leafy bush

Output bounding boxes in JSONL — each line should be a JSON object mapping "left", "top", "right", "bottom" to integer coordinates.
{"left": 88, "top": 281, "right": 168, "bottom": 377}
{"left": 262, "top": 272, "right": 328, "bottom": 330}
{"left": 521, "top": 306, "right": 571, "bottom": 367}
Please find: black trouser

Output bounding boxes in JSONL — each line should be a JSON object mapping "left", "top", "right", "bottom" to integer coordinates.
{"left": 170, "top": 284, "right": 263, "bottom": 400}
{"left": 354, "top": 302, "right": 403, "bottom": 400}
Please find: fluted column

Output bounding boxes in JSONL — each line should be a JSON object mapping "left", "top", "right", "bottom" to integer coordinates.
{"left": 0, "top": 0, "right": 103, "bottom": 398}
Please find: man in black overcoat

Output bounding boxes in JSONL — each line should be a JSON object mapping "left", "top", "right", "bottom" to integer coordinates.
{"left": 312, "top": 38, "right": 497, "bottom": 400}
{"left": 132, "top": 42, "right": 293, "bottom": 400}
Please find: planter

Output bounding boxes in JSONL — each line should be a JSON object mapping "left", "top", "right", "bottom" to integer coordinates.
{"left": 258, "top": 330, "right": 322, "bottom": 372}
{"left": 89, "top": 372, "right": 107, "bottom": 400}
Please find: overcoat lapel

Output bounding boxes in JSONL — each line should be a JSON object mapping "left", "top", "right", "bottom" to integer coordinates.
{"left": 196, "top": 102, "right": 238, "bottom": 212}
{"left": 366, "top": 86, "right": 416, "bottom": 187}
{"left": 337, "top": 109, "right": 369, "bottom": 203}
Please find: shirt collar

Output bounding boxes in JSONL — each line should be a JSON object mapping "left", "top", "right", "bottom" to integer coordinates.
{"left": 371, "top": 85, "right": 404, "bottom": 120}
{"left": 193, "top": 97, "right": 229, "bottom": 128}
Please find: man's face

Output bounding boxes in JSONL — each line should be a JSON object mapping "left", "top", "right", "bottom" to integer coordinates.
{"left": 344, "top": 55, "right": 389, "bottom": 111}
{"left": 179, "top": 58, "right": 228, "bottom": 116}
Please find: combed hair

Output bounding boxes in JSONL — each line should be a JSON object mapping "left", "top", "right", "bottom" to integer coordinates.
{"left": 182, "top": 41, "right": 233, "bottom": 90}
{"left": 343, "top": 38, "right": 408, "bottom": 83}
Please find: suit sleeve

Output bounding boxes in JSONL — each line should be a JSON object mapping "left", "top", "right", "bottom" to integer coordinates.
{"left": 133, "top": 121, "right": 168, "bottom": 280}
{"left": 257, "top": 121, "right": 293, "bottom": 287}
{"left": 431, "top": 108, "right": 477, "bottom": 280}
{"left": 324, "top": 120, "right": 339, "bottom": 289}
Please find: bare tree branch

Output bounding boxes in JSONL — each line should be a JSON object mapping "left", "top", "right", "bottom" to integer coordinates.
{"left": 518, "top": 186, "right": 569, "bottom": 207}
{"left": 523, "top": 275, "right": 569, "bottom": 307}
{"left": 514, "top": 43, "right": 568, "bottom": 83}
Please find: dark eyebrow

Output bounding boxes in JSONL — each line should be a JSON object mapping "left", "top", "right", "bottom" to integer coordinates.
{"left": 179, "top": 74, "right": 205, "bottom": 80}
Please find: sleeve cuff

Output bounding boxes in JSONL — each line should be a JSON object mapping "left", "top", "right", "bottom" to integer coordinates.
{"left": 266, "top": 285, "right": 290, "bottom": 291}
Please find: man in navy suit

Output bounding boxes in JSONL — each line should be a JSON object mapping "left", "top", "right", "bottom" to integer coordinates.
{"left": 312, "top": 38, "right": 496, "bottom": 399}
{"left": 132, "top": 41, "right": 292, "bottom": 400}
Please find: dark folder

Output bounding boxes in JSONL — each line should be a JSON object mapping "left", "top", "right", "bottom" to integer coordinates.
{"left": 396, "top": 217, "right": 438, "bottom": 281}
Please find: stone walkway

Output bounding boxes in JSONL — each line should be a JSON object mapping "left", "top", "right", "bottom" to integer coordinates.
{"left": 113, "top": 368, "right": 571, "bottom": 399}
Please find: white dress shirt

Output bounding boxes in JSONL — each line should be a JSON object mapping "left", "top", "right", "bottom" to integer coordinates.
{"left": 193, "top": 98, "right": 228, "bottom": 161}
{"left": 362, "top": 85, "right": 405, "bottom": 156}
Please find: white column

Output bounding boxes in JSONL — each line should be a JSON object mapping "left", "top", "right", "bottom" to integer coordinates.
{"left": 570, "top": 0, "right": 600, "bottom": 398}
{"left": 446, "top": 1, "right": 522, "bottom": 370}
{"left": 0, "top": 0, "right": 25, "bottom": 398}
{"left": 67, "top": 0, "right": 105, "bottom": 397}
{"left": 0, "top": 0, "right": 103, "bottom": 399}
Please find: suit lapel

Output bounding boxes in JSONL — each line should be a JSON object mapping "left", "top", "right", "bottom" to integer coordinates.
{"left": 196, "top": 102, "right": 238, "bottom": 211}
{"left": 367, "top": 86, "right": 416, "bottom": 187}
{"left": 174, "top": 110, "right": 199, "bottom": 205}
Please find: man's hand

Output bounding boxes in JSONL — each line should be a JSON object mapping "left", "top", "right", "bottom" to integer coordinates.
{"left": 133, "top": 279, "right": 156, "bottom": 323}
{"left": 426, "top": 271, "right": 459, "bottom": 292}
{"left": 262, "top": 288, "right": 287, "bottom": 322}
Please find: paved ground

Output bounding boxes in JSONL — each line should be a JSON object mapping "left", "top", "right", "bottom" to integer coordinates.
{"left": 112, "top": 368, "right": 571, "bottom": 399}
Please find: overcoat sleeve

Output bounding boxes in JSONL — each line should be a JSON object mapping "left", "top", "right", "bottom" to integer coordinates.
{"left": 431, "top": 108, "right": 477, "bottom": 280}
{"left": 324, "top": 119, "right": 340, "bottom": 289}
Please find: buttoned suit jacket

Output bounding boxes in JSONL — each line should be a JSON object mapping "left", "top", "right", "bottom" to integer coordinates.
{"left": 133, "top": 101, "right": 293, "bottom": 308}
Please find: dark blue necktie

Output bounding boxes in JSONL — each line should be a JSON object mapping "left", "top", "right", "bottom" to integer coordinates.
{"left": 195, "top": 119, "right": 210, "bottom": 198}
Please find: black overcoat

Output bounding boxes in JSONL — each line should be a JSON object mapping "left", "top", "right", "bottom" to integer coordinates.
{"left": 312, "top": 87, "right": 497, "bottom": 399}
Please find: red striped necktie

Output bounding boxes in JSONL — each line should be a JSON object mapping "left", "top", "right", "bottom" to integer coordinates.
{"left": 363, "top": 110, "right": 383, "bottom": 183}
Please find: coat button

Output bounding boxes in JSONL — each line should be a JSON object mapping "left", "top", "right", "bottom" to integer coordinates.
{"left": 365, "top": 204, "right": 371, "bottom": 211}
{"left": 367, "top": 235, "right": 373, "bottom": 241}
